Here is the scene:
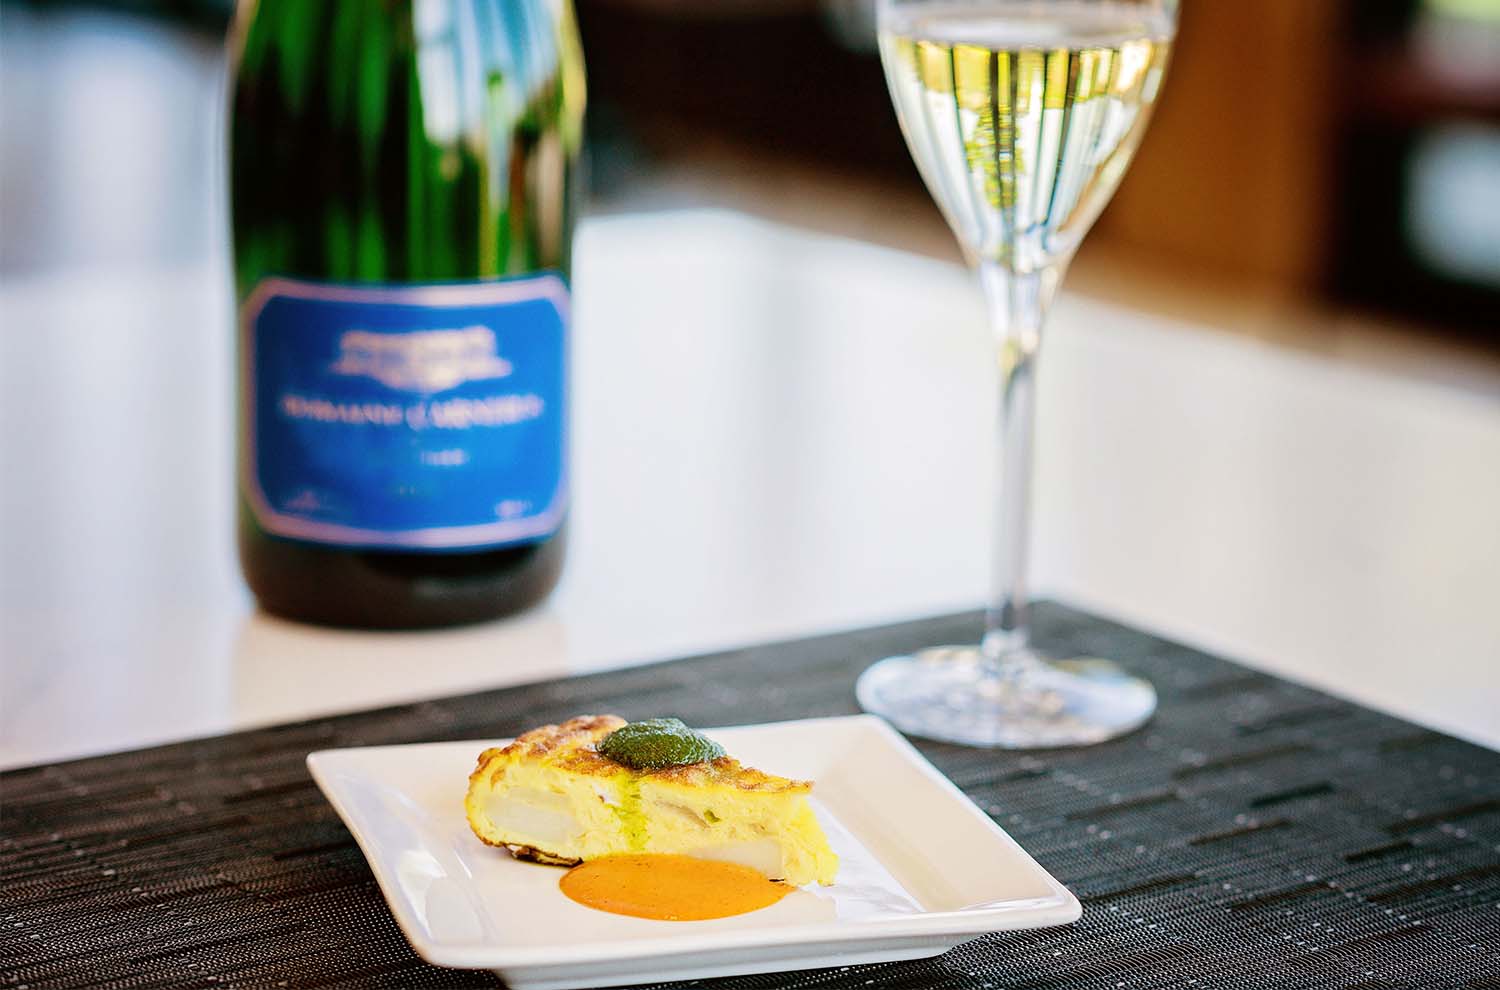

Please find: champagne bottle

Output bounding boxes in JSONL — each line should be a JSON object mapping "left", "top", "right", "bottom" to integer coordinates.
{"left": 229, "top": 0, "right": 585, "bottom": 627}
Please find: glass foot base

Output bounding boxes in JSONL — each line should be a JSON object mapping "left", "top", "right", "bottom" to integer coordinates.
{"left": 855, "top": 646, "right": 1156, "bottom": 749}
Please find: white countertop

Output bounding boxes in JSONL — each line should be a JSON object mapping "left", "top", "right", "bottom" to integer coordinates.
{"left": 3, "top": 210, "right": 1498, "bottom": 769}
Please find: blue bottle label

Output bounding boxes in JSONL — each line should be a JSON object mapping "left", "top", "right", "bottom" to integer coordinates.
{"left": 241, "top": 274, "right": 567, "bottom": 550}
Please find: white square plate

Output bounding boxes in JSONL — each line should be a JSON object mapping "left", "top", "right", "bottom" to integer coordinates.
{"left": 307, "top": 714, "right": 1080, "bottom": 989}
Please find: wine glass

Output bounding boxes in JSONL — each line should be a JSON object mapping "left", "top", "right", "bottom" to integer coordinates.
{"left": 856, "top": 0, "right": 1179, "bottom": 747}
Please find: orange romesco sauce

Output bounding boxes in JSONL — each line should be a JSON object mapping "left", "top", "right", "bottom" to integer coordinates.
{"left": 559, "top": 854, "right": 791, "bottom": 921}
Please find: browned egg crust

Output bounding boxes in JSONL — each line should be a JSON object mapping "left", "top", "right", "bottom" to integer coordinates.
{"left": 466, "top": 714, "right": 813, "bottom": 798}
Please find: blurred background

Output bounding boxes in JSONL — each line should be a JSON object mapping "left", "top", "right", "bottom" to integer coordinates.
{"left": 4, "top": 0, "right": 1500, "bottom": 766}
{"left": 4, "top": 0, "right": 1499, "bottom": 342}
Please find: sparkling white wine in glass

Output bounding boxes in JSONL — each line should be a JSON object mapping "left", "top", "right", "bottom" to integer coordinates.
{"left": 857, "top": 0, "right": 1176, "bottom": 749}
{"left": 880, "top": 2, "right": 1172, "bottom": 269}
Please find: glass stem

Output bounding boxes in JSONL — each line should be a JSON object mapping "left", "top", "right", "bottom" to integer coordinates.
{"left": 978, "top": 261, "right": 1051, "bottom": 672}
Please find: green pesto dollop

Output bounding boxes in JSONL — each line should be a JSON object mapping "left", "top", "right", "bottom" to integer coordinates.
{"left": 597, "top": 718, "right": 726, "bottom": 771}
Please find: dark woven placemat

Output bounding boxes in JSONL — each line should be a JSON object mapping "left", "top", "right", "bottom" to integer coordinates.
{"left": 3, "top": 602, "right": 1499, "bottom": 989}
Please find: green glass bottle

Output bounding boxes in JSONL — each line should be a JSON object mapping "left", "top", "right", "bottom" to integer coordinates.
{"left": 229, "top": 0, "right": 585, "bottom": 628}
